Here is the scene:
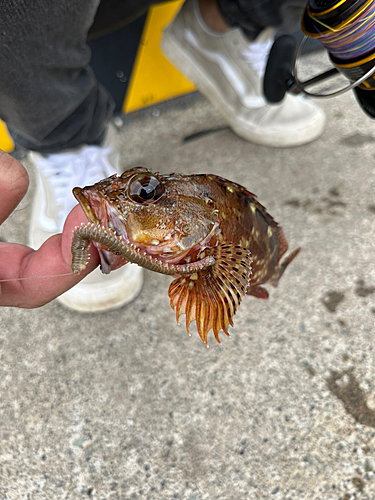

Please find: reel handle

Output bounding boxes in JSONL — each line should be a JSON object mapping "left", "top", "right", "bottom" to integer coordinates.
{"left": 264, "top": 35, "right": 340, "bottom": 102}
{"left": 263, "top": 35, "right": 297, "bottom": 104}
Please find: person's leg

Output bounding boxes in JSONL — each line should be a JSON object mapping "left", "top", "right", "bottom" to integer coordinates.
{"left": 0, "top": 0, "right": 116, "bottom": 154}
{"left": 216, "top": 0, "right": 307, "bottom": 39}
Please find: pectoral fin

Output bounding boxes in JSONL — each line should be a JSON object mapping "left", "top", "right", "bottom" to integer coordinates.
{"left": 168, "top": 245, "right": 252, "bottom": 345}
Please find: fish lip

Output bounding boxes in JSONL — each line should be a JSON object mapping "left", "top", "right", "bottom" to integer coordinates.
{"left": 73, "top": 188, "right": 100, "bottom": 224}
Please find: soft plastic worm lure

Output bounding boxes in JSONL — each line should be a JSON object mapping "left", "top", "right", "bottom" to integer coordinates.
{"left": 71, "top": 223, "right": 215, "bottom": 276}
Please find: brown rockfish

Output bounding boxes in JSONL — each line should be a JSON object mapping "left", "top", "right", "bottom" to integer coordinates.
{"left": 71, "top": 167, "right": 300, "bottom": 345}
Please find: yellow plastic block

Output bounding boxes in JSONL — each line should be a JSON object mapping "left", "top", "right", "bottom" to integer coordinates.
{"left": 0, "top": 120, "right": 14, "bottom": 153}
{"left": 124, "top": 0, "right": 196, "bottom": 113}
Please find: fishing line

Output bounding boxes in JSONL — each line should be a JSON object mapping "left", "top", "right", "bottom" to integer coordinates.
{"left": 285, "top": 0, "right": 375, "bottom": 100}
{"left": 308, "top": 0, "right": 375, "bottom": 60}
{"left": 0, "top": 272, "right": 74, "bottom": 283}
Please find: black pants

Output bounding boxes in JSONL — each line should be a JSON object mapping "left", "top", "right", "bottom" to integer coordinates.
{"left": 218, "top": 0, "right": 306, "bottom": 39}
{"left": 0, "top": 0, "right": 307, "bottom": 153}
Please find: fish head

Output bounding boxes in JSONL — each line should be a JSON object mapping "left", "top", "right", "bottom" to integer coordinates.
{"left": 73, "top": 167, "right": 219, "bottom": 268}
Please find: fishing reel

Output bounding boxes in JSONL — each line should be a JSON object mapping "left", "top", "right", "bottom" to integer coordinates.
{"left": 264, "top": 0, "right": 375, "bottom": 119}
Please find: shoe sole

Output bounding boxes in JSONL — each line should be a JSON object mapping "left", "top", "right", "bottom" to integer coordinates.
{"left": 161, "top": 27, "right": 325, "bottom": 148}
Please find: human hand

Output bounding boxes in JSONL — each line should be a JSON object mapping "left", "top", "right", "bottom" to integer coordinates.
{"left": 0, "top": 149, "right": 99, "bottom": 308}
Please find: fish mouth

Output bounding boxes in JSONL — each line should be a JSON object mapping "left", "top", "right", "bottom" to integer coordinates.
{"left": 73, "top": 188, "right": 219, "bottom": 274}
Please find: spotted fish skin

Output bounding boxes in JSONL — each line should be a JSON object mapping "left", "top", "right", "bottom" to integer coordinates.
{"left": 181, "top": 174, "right": 296, "bottom": 292}
{"left": 71, "top": 167, "right": 300, "bottom": 344}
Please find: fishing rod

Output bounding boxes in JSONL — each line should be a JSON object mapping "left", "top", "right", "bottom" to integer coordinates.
{"left": 264, "top": 0, "right": 375, "bottom": 118}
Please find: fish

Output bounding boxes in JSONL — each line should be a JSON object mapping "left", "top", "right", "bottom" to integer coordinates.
{"left": 71, "top": 167, "right": 300, "bottom": 345}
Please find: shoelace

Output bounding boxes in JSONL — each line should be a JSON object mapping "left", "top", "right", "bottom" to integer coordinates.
{"left": 36, "top": 145, "right": 119, "bottom": 231}
{"left": 241, "top": 38, "right": 274, "bottom": 78}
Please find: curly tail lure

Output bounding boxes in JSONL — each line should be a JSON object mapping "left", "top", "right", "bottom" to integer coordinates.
{"left": 71, "top": 223, "right": 215, "bottom": 276}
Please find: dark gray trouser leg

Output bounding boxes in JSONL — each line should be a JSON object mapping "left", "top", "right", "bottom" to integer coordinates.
{"left": 217, "top": 0, "right": 307, "bottom": 39}
{"left": 0, "top": 0, "right": 118, "bottom": 153}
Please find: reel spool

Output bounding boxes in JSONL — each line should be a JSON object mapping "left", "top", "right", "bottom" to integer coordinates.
{"left": 264, "top": 0, "right": 375, "bottom": 118}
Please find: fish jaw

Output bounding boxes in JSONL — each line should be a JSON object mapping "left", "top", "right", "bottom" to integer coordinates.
{"left": 73, "top": 187, "right": 131, "bottom": 272}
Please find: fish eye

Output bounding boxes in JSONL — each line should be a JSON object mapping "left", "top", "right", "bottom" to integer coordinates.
{"left": 128, "top": 174, "right": 164, "bottom": 203}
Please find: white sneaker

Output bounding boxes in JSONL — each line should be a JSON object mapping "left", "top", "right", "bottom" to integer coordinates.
{"left": 161, "top": 0, "right": 325, "bottom": 147}
{"left": 28, "top": 125, "right": 143, "bottom": 312}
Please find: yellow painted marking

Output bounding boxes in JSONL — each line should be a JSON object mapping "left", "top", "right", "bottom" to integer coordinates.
{"left": 188, "top": 281, "right": 194, "bottom": 289}
{"left": 0, "top": 120, "right": 14, "bottom": 153}
{"left": 226, "top": 186, "right": 234, "bottom": 193}
{"left": 267, "top": 227, "right": 273, "bottom": 237}
{"left": 250, "top": 203, "right": 256, "bottom": 213}
{"left": 123, "top": 1, "right": 196, "bottom": 113}
{"left": 190, "top": 273, "right": 198, "bottom": 280}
